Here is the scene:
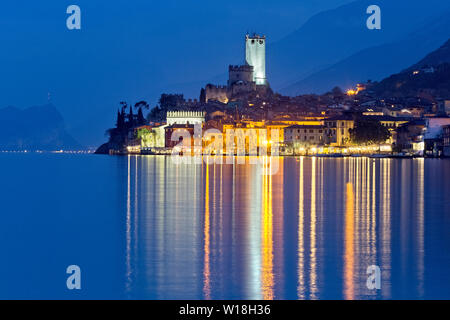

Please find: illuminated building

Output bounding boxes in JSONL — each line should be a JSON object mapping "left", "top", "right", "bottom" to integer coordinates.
{"left": 166, "top": 111, "right": 205, "bottom": 126}
{"left": 204, "top": 33, "right": 269, "bottom": 103}
{"left": 245, "top": 34, "right": 266, "bottom": 86}
{"left": 324, "top": 115, "right": 355, "bottom": 146}
{"left": 443, "top": 125, "right": 450, "bottom": 156}
{"left": 284, "top": 125, "right": 326, "bottom": 147}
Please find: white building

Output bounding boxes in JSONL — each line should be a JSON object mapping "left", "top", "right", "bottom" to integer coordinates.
{"left": 166, "top": 111, "right": 206, "bottom": 126}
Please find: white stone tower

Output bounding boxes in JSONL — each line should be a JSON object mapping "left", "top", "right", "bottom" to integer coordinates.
{"left": 245, "top": 34, "right": 267, "bottom": 86}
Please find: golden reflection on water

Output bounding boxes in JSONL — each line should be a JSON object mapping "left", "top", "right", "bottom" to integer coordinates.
{"left": 380, "top": 160, "right": 391, "bottom": 298}
{"left": 261, "top": 158, "right": 274, "bottom": 300}
{"left": 344, "top": 181, "right": 355, "bottom": 300}
{"left": 309, "top": 157, "right": 318, "bottom": 299}
{"left": 416, "top": 159, "right": 424, "bottom": 297}
{"left": 297, "top": 157, "right": 305, "bottom": 299}
{"left": 123, "top": 156, "right": 431, "bottom": 299}
{"left": 203, "top": 162, "right": 211, "bottom": 299}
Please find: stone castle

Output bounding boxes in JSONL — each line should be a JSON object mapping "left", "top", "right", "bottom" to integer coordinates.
{"left": 205, "top": 34, "right": 269, "bottom": 103}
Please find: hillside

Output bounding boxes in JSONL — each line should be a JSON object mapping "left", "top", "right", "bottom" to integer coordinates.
{"left": 0, "top": 104, "right": 82, "bottom": 151}
{"left": 268, "top": 0, "right": 450, "bottom": 90}
{"left": 407, "top": 39, "right": 450, "bottom": 70}
{"left": 281, "top": 10, "right": 450, "bottom": 95}
{"left": 369, "top": 39, "right": 450, "bottom": 98}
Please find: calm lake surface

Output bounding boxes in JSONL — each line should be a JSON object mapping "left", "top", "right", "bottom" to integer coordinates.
{"left": 1, "top": 154, "right": 449, "bottom": 299}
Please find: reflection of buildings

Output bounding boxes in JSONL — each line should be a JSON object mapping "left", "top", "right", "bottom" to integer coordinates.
{"left": 124, "top": 156, "right": 426, "bottom": 299}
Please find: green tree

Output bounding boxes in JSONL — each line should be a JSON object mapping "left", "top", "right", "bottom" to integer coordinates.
{"left": 350, "top": 118, "right": 391, "bottom": 145}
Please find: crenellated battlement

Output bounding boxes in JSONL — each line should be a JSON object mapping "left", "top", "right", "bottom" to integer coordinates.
{"left": 245, "top": 33, "right": 266, "bottom": 40}
{"left": 166, "top": 111, "right": 206, "bottom": 118}
{"left": 206, "top": 83, "right": 227, "bottom": 90}
{"left": 229, "top": 65, "right": 253, "bottom": 72}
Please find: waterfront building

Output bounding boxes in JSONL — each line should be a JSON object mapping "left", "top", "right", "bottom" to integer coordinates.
{"left": 324, "top": 115, "right": 355, "bottom": 146}
{"left": 443, "top": 125, "right": 450, "bottom": 156}
{"left": 166, "top": 111, "right": 205, "bottom": 126}
{"left": 395, "top": 120, "right": 427, "bottom": 155}
{"left": 424, "top": 117, "right": 450, "bottom": 157}
{"left": 284, "top": 125, "right": 326, "bottom": 147}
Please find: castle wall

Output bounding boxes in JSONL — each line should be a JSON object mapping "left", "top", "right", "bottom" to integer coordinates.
{"left": 228, "top": 65, "right": 254, "bottom": 86}
{"left": 205, "top": 84, "right": 228, "bottom": 103}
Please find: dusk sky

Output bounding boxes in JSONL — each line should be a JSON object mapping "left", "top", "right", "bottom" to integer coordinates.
{"left": 0, "top": 0, "right": 443, "bottom": 145}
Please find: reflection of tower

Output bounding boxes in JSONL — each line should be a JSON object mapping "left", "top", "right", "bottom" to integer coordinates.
{"left": 245, "top": 34, "right": 266, "bottom": 86}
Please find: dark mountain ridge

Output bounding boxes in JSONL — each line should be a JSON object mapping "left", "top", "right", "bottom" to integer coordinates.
{"left": 281, "top": 9, "right": 450, "bottom": 95}
{"left": 0, "top": 104, "right": 82, "bottom": 151}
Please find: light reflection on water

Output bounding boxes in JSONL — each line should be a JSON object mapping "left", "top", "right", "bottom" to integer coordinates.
{"left": 121, "top": 156, "right": 448, "bottom": 300}
{"left": 1, "top": 154, "right": 449, "bottom": 299}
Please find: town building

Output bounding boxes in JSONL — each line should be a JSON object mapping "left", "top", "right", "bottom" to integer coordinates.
{"left": 424, "top": 117, "right": 450, "bottom": 157}
{"left": 324, "top": 115, "right": 355, "bottom": 146}
{"left": 394, "top": 120, "right": 426, "bottom": 155}
{"left": 284, "top": 125, "right": 326, "bottom": 146}
{"left": 443, "top": 125, "right": 450, "bottom": 157}
{"left": 166, "top": 111, "right": 205, "bottom": 126}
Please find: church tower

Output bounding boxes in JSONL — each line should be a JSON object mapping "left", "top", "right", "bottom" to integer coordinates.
{"left": 245, "top": 34, "right": 267, "bottom": 86}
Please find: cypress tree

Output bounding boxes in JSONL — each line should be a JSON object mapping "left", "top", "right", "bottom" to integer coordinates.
{"left": 128, "top": 105, "right": 134, "bottom": 128}
{"left": 200, "top": 88, "right": 206, "bottom": 104}
{"left": 137, "top": 107, "right": 145, "bottom": 125}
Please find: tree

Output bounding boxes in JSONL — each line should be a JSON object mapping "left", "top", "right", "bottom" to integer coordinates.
{"left": 199, "top": 88, "right": 206, "bottom": 104}
{"left": 147, "top": 106, "right": 162, "bottom": 121}
{"left": 128, "top": 104, "right": 134, "bottom": 128}
{"left": 331, "top": 86, "right": 343, "bottom": 96}
{"left": 116, "top": 109, "right": 125, "bottom": 130}
{"left": 135, "top": 100, "right": 149, "bottom": 110}
{"left": 350, "top": 118, "right": 391, "bottom": 145}
{"left": 137, "top": 107, "right": 146, "bottom": 126}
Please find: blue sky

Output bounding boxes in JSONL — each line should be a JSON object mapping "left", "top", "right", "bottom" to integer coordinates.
{"left": 0, "top": 0, "right": 429, "bottom": 145}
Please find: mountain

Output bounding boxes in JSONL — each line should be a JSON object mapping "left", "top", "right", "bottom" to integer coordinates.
{"left": 407, "top": 39, "right": 450, "bottom": 70}
{"left": 368, "top": 39, "right": 450, "bottom": 98}
{"left": 0, "top": 104, "right": 82, "bottom": 151}
{"left": 268, "top": 0, "right": 450, "bottom": 91}
{"left": 281, "top": 10, "right": 450, "bottom": 95}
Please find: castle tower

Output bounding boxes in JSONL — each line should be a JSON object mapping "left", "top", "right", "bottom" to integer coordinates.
{"left": 245, "top": 34, "right": 266, "bottom": 86}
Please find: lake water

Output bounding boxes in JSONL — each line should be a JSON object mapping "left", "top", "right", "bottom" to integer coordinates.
{"left": 0, "top": 154, "right": 449, "bottom": 299}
